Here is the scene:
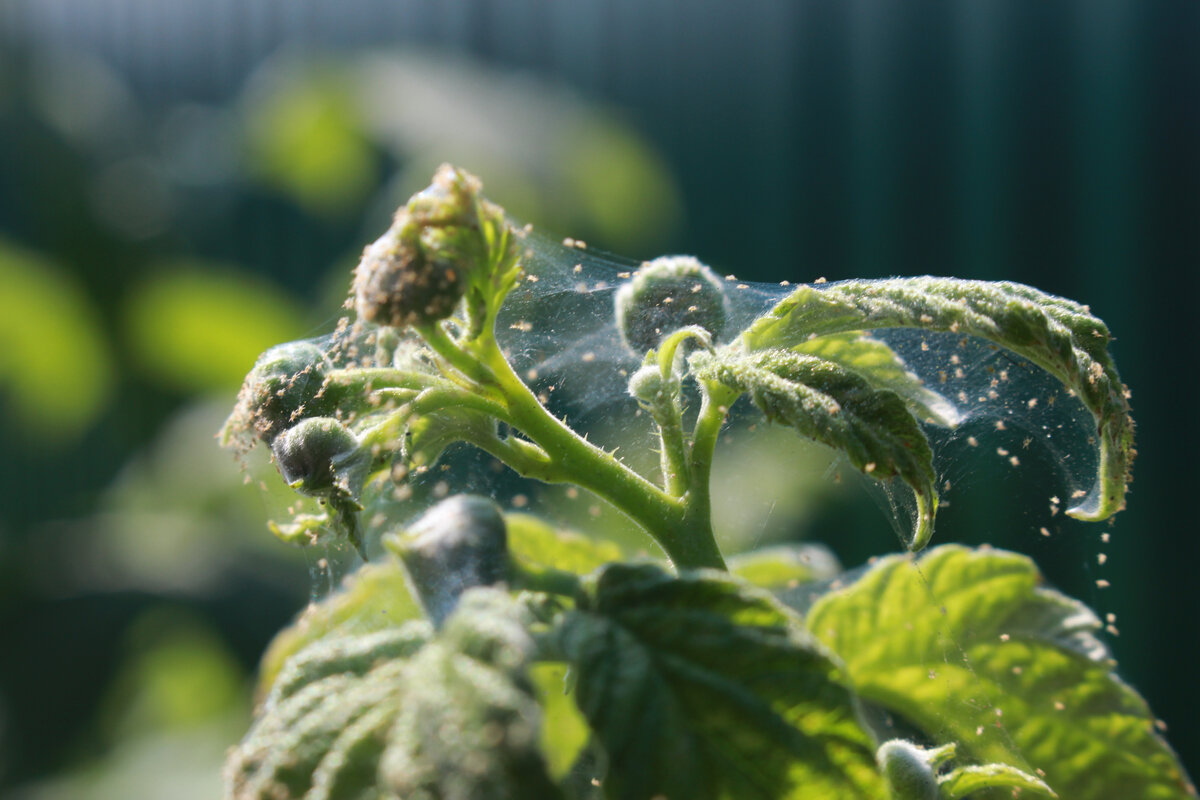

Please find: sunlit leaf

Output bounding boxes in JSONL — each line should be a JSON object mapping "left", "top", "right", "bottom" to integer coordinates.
{"left": 729, "top": 544, "right": 841, "bottom": 592}
{"left": 555, "top": 563, "right": 885, "bottom": 800}
{"left": 507, "top": 513, "right": 625, "bottom": 575}
{"left": 530, "top": 663, "right": 591, "bottom": 781}
{"left": 742, "top": 278, "right": 1133, "bottom": 521}
{"left": 938, "top": 762, "right": 1056, "bottom": 799}
{"left": 806, "top": 545, "right": 1196, "bottom": 800}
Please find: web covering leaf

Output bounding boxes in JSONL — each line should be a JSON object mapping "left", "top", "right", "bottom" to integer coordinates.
{"left": 805, "top": 545, "right": 1194, "bottom": 799}
{"left": 222, "top": 167, "right": 1179, "bottom": 800}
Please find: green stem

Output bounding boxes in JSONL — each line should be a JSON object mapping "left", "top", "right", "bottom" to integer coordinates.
{"left": 472, "top": 336, "right": 725, "bottom": 570}
{"left": 684, "top": 382, "right": 740, "bottom": 548}
{"left": 646, "top": 395, "right": 690, "bottom": 497}
{"left": 416, "top": 322, "right": 501, "bottom": 389}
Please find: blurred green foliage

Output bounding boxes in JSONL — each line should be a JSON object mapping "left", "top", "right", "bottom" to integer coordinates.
{"left": 124, "top": 265, "right": 304, "bottom": 392}
{"left": 0, "top": 240, "right": 113, "bottom": 441}
{"left": 244, "top": 71, "right": 379, "bottom": 218}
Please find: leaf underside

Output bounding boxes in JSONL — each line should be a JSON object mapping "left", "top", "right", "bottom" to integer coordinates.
{"left": 793, "top": 331, "right": 960, "bottom": 427}
{"left": 557, "top": 563, "right": 885, "bottom": 800}
{"left": 805, "top": 545, "right": 1196, "bottom": 800}
{"left": 742, "top": 277, "right": 1134, "bottom": 521}
{"left": 692, "top": 347, "right": 937, "bottom": 550}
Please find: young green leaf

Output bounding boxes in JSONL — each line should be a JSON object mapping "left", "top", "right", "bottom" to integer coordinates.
{"left": 507, "top": 513, "right": 625, "bottom": 575}
{"left": 728, "top": 543, "right": 842, "bottom": 592}
{"left": 381, "top": 590, "right": 564, "bottom": 800}
{"left": 227, "top": 588, "right": 561, "bottom": 800}
{"left": 692, "top": 347, "right": 937, "bottom": 550}
{"left": 794, "top": 332, "right": 959, "bottom": 427}
{"left": 227, "top": 651, "right": 411, "bottom": 799}
{"left": 742, "top": 278, "right": 1133, "bottom": 521}
{"left": 530, "top": 663, "right": 592, "bottom": 781}
{"left": 937, "top": 763, "right": 1056, "bottom": 799}
{"left": 256, "top": 561, "right": 421, "bottom": 698}
{"left": 805, "top": 545, "right": 1196, "bottom": 800}
{"left": 554, "top": 563, "right": 885, "bottom": 800}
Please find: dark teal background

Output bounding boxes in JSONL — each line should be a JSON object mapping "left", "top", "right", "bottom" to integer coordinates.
{"left": 0, "top": 1, "right": 1196, "bottom": 794}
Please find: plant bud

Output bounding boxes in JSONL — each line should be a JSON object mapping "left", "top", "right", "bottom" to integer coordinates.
{"left": 271, "top": 417, "right": 362, "bottom": 498}
{"left": 876, "top": 740, "right": 939, "bottom": 800}
{"left": 353, "top": 165, "right": 490, "bottom": 328}
{"left": 615, "top": 255, "right": 729, "bottom": 354}
{"left": 226, "top": 341, "right": 333, "bottom": 444}
{"left": 628, "top": 362, "right": 681, "bottom": 406}
{"left": 386, "top": 495, "right": 509, "bottom": 627}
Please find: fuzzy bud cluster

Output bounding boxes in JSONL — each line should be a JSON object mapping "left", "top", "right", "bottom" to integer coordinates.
{"left": 353, "top": 165, "right": 492, "bottom": 329}
{"left": 615, "top": 255, "right": 729, "bottom": 354}
{"left": 224, "top": 341, "right": 333, "bottom": 445}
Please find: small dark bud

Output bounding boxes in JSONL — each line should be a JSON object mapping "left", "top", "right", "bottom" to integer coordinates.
{"left": 386, "top": 495, "right": 509, "bottom": 627}
{"left": 225, "top": 341, "right": 333, "bottom": 445}
{"left": 271, "top": 417, "right": 362, "bottom": 498}
{"left": 353, "top": 165, "right": 490, "bottom": 329}
{"left": 615, "top": 255, "right": 728, "bottom": 354}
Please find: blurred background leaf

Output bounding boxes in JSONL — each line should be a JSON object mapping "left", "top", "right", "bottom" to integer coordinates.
{"left": 123, "top": 264, "right": 304, "bottom": 392}
{"left": 0, "top": 240, "right": 114, "bottom": 442}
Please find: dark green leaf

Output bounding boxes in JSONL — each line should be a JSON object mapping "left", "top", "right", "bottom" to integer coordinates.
{"left": 692, "top": 347, "right": 937, "bottom": 550}
{"left": 556, "top": 563, "right": 884, "bottom": 800}
{"left": 742, "top": 278, "right": 1133, "bottom": 521}
{"left": 806, "top": 545, "right": 1196, "bottom": 800}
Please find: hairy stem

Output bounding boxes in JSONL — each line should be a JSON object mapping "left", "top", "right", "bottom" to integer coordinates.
{"left": 468, "top": 335, "right": 725, "bottom": 570}
{"left": 684, "top": 382, "right": 740, "bottom": 554}
{"left": 656, "top": 403, "right": 691, "bottom": 497}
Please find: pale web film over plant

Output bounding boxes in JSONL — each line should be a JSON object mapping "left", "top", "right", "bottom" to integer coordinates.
{"left": 219, "top": 166, "right": 1191, "bottom": 800}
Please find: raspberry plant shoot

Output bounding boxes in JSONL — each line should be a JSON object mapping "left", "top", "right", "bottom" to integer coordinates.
{"left": 220, "top": 165, "right": 1191, "bottom": 800}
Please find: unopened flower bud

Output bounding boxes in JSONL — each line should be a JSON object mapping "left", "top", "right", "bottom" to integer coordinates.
{"left": 271, "top": 417, "right": 362, "bottom": 498}
{"left": 628, "top": 362, "right": 681, "bottom": 407}
{"left": 227, "top": 341, "right": 333, "bottom": 444}
{"left": 876, "top": 740, "right": 939, "bottom": 800}
{"left": 353, "top": 165, "right": 491, "bottom": 328}
{"left": 386, "top": 495, "right": 508, "bottom": 627}
{"left": 615, "top": 255, "right": 728, "bottom": 354}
